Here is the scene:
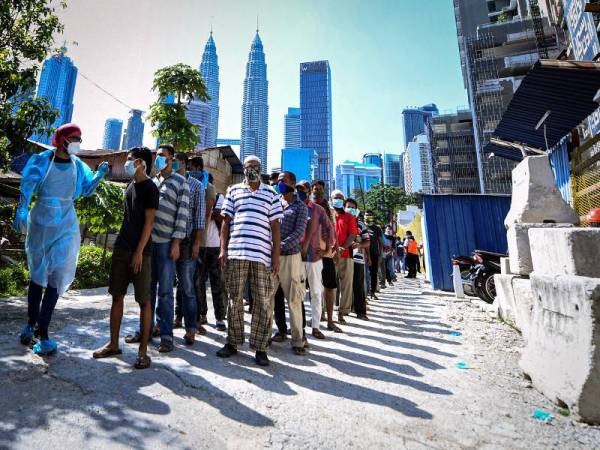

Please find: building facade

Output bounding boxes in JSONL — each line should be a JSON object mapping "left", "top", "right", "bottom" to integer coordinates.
{"left": 198, "top": 32, "right": 220, "bottom": 148}
{"left": 281, "top": 148, "right": 317, "bottom": 182}
{"left": 402, "top": 104, "right": 438, "bottom": 150}
{"left": 186, "top": 99, "right": 211, "bottom": 149}
{"left": 335, "top": 160, "right": 382, "bottom": 198}
{"left": 453, "top": 0, "right": 562, "bottom": 193}
{"left": 32, "top": 48, "right": 78, "bottom": 145}
{"left": 102, "top": 118, "right": 123, "bottom": 150}
{"left": 428, "top": 108, "right": 480, "bottom": 194}
{"left": 404, "top": 134, "right": 433, "bottom": 194}
{"left": 384, "top": 153, "right": 403, "bottom": 188}
{"left": 240, "top": 31, "right": 269, "bottom": 172}
{"left": 300, "top": 61, "right": 333, "bottom": 192}
{"left": 284, "top": 107, "right": 301, "bottom": 148}
{"left": 124, "top": 109, "right": 144, "bottom": 149}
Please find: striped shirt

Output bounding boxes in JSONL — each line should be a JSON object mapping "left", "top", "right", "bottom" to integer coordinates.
{"left": 185, "top": 174, "right": 206, "bottom": 238}
{"left": 222, "top": 182, "right": 283, "bottom": 267}
{"left": 152, "top": 172, "right": 190, "bottom": 243}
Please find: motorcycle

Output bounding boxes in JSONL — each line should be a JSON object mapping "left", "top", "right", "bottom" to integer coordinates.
{"left": 451, "top": 249, "right": 507, "bottom": 304}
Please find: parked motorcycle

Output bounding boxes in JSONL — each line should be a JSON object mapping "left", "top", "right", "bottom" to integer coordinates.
{"left": 451, "top": 249, "right": 507, "bottom": 304}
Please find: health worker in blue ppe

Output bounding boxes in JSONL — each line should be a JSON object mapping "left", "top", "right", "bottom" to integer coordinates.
{"left": 14, "top": 123, "right": 109, "bottom": 355}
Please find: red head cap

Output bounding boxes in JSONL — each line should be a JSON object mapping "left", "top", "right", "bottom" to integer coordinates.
{"left": 51, "top": 123, "right": 81, "bottom": 148}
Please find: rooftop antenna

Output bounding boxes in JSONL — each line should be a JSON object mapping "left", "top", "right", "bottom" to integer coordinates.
{"left": 256, "top": 15, "right": 259, "bottom": 33}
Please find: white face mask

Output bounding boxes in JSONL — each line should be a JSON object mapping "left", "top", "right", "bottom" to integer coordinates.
{"left": 67, "top": 142, "right": 80, "bottom": 155}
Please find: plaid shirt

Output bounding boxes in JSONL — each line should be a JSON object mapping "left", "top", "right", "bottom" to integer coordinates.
{"left": 185, "top": 174, "right": 206, "bottom": 238}
{"left": 280, "top": 193, "right": 308, "bottom": 256}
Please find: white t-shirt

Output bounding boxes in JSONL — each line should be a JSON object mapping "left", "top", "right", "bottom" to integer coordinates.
{"left": 205, "top": 194, "right": 223, "bottom": 248}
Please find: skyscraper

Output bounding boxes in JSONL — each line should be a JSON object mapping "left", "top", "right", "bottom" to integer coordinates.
{"left": 240, "top": 31, "right": 268, "bottom": 171}
{"left": 402, "top": 104, "right": 438, "bottom": 150}
{"left": 281, "top": 148, "right": 317, "bottom": 181}
{"left": 284, "top": 107, "right": 301, "bottom": 148}
{"left": 300, "top": 61, "right": 332, "bottom": 192}
{"left": 102, "top": 118, "right": 123, "bottom": 150}
{"left": 404, "top": 134, "right": 433, "bottom": 194}
{"left": 124, "top": 109, "right": 144, "bottom": 148}
{"left": 186, "top": 100, "right": 211, "bottom": 149}
{"left": 384, "top": 153, "right": 403, "bottom": 188}
{"left": 32, "top": 48, "right": 78, "bottom": 145}
{"left": 427, "top": 108, "right": 479, "bottom": 194}
{"left": 198, "top": 31, "right": 220, "bottom": 148}
{"left": 335, "top": 160, "right": 382, "bottom": 198}
{"left": 453, "top": 0, "right": 560, "bottom": 193}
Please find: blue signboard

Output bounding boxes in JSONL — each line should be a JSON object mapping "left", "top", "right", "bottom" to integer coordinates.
{"left": 564, "top": 0, "right": 600, "bottom": 135}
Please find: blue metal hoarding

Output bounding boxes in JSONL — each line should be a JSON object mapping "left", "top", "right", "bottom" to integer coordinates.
{"left": 422, "top": 194, "right": 511, "bottom": 291}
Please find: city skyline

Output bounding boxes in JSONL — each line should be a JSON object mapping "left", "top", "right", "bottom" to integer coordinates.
{"left": 51, "top": 0, "right": 466, "bottom": 170}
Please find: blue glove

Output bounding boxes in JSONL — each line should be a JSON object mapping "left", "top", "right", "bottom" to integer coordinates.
{"left": 97, "top": 161, "right": 110, "bottom": 177}
{"left": 13, "top": 207, "right": 28, "bottom": 234}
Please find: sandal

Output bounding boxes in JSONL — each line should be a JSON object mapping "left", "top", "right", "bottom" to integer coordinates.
{"left": 92, "top": 346, "right": 122, "bottom": 359}
{"left": 184, "top": 332, "right": 195, "bottom": 346}
{"left": 327, "top": 323, "right": 343, "bottom": 333}
{"left": 134, "top": 353, "right": 151, "bottom": 370}
{"left": 312, "top": 329, "right": 326, "bottom": 340}
{"left": 158, "top": 340, "right": 174, "bottom": 353}
{"left": 125, "top": 333, "right": 141, "bottom": 344}
{"left": 196, "top": 325, "right": 207, "bottom": 336}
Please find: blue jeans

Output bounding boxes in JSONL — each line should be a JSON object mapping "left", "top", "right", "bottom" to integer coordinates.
{"left": 386, "top": 255, "right": 396, "bottom": 281}
{"left": 149, "top": 242, "right": 176, "bottom": 341}
{"left": 176, "top": 240, "right": 198, "bottom": 333}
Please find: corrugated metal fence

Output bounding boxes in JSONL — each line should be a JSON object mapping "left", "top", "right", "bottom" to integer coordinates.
{"left": 422, "top": 194, "right": 511, "bottom": 291}
{"left": 549, "top": 138, "right": 573, "bottom": 205}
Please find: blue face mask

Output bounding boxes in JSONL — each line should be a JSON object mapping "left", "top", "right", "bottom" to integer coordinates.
{"left": 277, "top": 181, "right": 294, "bottom": 195}
{"left": 155, "top": 155, "right": 167, "bottom": 171}
{"left": 172, "top": 160, "right": 180, "bottom": 171}
{"left": 332, "top": 198, "right": 344, "bottom": 209}
{"left": 124, "top": 160, "right": 136, "bottom": 177}
{"left": 345, "top": 207, "right": 358, "bottom": 217}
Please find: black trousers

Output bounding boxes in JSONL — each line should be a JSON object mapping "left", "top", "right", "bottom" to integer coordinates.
{"left": 369, "top": 254, "right": 380, "bottom": 295}
{"left": 406, "top": 253, "right": 418, "bottom": 278}
{"left": 196, "top": 247, "right": 226, "bottom": 320}
{"left": 353, "top": 262, "right": 366, "bottom": 315}
{"left": 274, "top": 286, "right": 308, "bottom": 335}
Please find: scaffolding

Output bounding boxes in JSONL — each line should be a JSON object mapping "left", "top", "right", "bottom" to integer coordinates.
{"left": 466, "top": 33, "right": 516, "bottom": 194}
{"left": 529, "top": 0, "right": 549, "bottom": 59}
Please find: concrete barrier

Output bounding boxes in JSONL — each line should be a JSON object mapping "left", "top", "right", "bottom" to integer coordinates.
{"left": 495, "top": 274, "right": 534, "bottom": 340}
{"left": 504, "top": 155, "right": 579, "bottom": 227}
{"left": 520, "top": 274, "right": 600, "bottom": 424}
{"left": 507, "top": 223, "right": 573, "bottom": 275}
{"left": 529, "top": 228, "right": 600, "bottom": 278}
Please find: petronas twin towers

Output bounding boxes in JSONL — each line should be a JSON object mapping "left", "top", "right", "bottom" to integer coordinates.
{"left": 196, "top": 30, "right": 268, "bottom": 170}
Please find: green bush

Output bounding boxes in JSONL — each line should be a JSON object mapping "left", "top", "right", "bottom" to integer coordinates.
{"left": 0, "top": 262, "right": 29, "bottom": 297}
{"left": 71, "top": 245, "right": 112, "bottom": 290}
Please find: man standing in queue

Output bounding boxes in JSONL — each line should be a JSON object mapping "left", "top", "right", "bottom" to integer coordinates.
{"left": 216, "top": 156, "right": 283, "bottom": 366}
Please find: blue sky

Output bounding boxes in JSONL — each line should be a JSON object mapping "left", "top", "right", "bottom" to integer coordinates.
{"left": 59, "top": 0, "right": 468, "bottom": 170}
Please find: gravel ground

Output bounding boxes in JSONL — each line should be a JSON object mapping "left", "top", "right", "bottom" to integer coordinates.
{"left": 0, "top": 278, "right": 598, "bottom": 449}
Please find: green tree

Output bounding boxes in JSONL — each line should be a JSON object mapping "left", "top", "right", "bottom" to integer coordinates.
{"left": 148, "top": 63, "right": 210, "bottom": 151}
{"left": 75, "top": 180, "right": 124, "bottom": 265}
{"left": 353, "top": 183, "right": 418, "bottom": 225}
{"left": 0, "top": 0, "right": 67, "bottom": 168}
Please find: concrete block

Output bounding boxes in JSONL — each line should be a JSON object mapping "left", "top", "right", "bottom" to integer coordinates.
{"left": 507, "top": 223, "right": 573, "bottom": 275}
{"left": 505, "top": 155, "right": 579, "bottom": 227}
{"left": 500, "top": 257, "right": 511, "bottom": 275}
{"left": 521, "top": 275, "right": 600, "bottom": 424}
{"left": 529, "top": 228, "right": 600, "bottom": 278}
{"left": 512, "top": 277, "right": 534, "bottom": 339}
{"left": 494, "top": 274, "right": 534, "bottom": 340}
{"left": 495, "top": 274, "right": 518, "bottom": 328}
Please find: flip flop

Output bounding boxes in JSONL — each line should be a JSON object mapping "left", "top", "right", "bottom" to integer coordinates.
{"left": 92, "top": 346, "right": 123, "bottom": 359}
{"left": 327, "top": 323, "right": 343, "bottom": 333}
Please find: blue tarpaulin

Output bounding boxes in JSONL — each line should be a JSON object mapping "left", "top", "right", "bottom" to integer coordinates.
{"left": 422, "top": 194, "right": 511, "bottom": 291}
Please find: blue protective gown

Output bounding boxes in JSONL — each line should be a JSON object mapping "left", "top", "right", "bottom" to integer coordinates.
{"left": 16, "top": 151, "right": 105, "bottom": 294}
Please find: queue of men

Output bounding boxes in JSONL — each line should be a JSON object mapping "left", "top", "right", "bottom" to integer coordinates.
{"left": 86, "top": 147, "right": 418, "bottom": 368}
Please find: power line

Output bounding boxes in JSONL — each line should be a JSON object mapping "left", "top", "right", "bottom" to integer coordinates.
{"left": 78, "top": 71, "right": 141, "bottom": 113}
